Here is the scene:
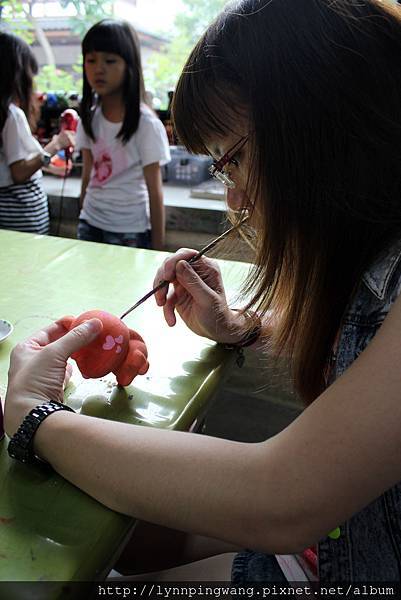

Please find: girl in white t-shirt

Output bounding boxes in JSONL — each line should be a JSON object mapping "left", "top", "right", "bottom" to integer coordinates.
{"left": 76, "top": 20, "right": 170, "bottom": 249}
{"left": 0, "top": 32, "right": 75, "bottom": 235}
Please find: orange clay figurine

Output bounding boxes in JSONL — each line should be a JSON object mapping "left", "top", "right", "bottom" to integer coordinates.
{"left": 61, "top": 310, "right": 149, "bottom": 386}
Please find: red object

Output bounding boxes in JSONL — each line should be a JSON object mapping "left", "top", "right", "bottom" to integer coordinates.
{"left": 59, "top": 108, "right": 79, "bottom": 160}
{"left": 61, "top": 310, "right": 149, "bottom": 386}
{"left": 49, "top": 153, "right": 72, "bottom": 177}
{"left": 301, "top": 547, "right": 318, "bottom": 577}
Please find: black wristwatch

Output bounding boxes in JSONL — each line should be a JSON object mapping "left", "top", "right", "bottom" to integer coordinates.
{"left": 41, "top": 151, "right": 52, "bottom": 167}
{"left": 8, "top": 401, "right": 75, "bottom": 465}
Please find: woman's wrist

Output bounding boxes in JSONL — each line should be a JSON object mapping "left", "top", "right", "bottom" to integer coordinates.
{"left": 44, "top": 136, "right": 59, "bottom": 156}
{"left": 7, "top": 400, "right": 75, "bottom": 465}
{"left": 4, "top": 392, "right": 41, "bottom": 437}
{"left": 34, "top": 409, "right": 76, "bottom": 464}
{"left": 220, "top": 308, "right": 262, "bottom": 347}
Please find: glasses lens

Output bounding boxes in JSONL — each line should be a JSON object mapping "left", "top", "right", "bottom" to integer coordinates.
{"left": 214, "top": 171, "right": 235, "bottom": 189}
{"left": 209, "top": 165, "right": 235, "bottom": 189}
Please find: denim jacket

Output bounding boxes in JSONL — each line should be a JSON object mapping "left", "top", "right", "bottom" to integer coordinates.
{"left": 319, "top": 237, "right": 401, "bottom": 581}
{"left": 232, "top": 238, "right": 401, "bottom": 583}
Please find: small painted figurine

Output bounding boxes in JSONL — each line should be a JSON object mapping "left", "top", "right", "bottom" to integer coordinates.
{"left": 61, "top": 310, "right": 149, "bottom": 386}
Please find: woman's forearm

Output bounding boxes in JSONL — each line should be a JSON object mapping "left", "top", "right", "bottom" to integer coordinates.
{"left": 10, "top": 154, "right": 44, "bottom": 184}
{"left": 144, "top": 162, "right": 165, "bottom": 250}
{"left": 9, "top": 137, "right": 62, "bottom": 184}
{"left": 80, "top": 175, "right": 90, "bottom": 209}
{"left": 149, "top": 193, "right": 165, "bottom": 250}
{"left": 34, "top": 410, "right": 293, "bottom": 552}
{"left": 80, "top": 149, "right": 93, "bottom": 208}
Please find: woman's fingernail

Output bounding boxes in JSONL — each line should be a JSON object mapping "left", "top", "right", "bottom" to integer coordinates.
{"left": 177, "top": 260, "right": 188, "bottom": 273}
{"left": 82, "top": 319, "right": 101, "bottom": 335}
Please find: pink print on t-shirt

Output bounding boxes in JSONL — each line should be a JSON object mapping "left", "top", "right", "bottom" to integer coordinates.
{"left": 90, "top": 138, "right": 128, "bottom": 188}
{"left": 94, "top": 152, "right": 113, "bottom": 183}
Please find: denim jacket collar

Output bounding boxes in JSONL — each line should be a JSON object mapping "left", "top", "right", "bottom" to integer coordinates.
{"left": 362, "top": 238, "right": 401, "bottom": 301}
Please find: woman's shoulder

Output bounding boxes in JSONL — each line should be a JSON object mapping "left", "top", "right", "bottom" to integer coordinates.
{"left": 88, "top": 105, "right": 103, "bottom": 125}
{"left": 139, "top": 103, "right": 160, "bottom": 124}
{"left": 361, "top": 236, "right": 401, "bottom": 303}
{"left": 2, "top": 104, "right": 30, "bottom": 139}
{"left": 7, "top": 103, "right": 27, "bottom": 123}
{"left": 135, "top": 104, "right": 168, "bottom": 146}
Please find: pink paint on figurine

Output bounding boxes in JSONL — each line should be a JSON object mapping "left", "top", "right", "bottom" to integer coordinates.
{"left": 61, "top": 310, "right": 149, "bottom": 386}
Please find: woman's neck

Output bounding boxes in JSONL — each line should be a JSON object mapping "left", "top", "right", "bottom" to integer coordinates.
{"left": 100, "top": 92, "right": 125, "bottom": 123}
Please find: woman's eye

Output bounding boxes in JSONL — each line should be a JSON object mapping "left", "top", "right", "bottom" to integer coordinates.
{"left": 106, "top": 59, "right": 117, "bottom": 64}
{"left": 229, "top": 156, "right": 240, "bottom": 167}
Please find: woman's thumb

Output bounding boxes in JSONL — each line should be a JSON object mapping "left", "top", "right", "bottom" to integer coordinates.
{"left": 53, "top": 318, "right": 103, "bottom": 358}
{"left": 175, "top": 260, "right": 212, "bottom": 304}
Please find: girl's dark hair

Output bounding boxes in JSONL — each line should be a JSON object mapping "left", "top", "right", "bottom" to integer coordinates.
{"left": 80, "top": 19, "right": 145, "bottom": 144}
{"left": 173, "top": 0, "right": 401, "bottom": 403}
{"left": 0, "top": 30, "right": 38, "bottom": 133}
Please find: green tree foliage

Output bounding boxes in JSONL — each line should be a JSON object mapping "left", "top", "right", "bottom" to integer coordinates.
{"left": 59, "top": 0, "right": 112, "bottom": 36}
{"left": 175, "top": 0, "right": 228, "bottom": 46}
{"left": 145, "top": 35, "right": 190, "bottom": 108}
{"left": 146, "top": 0, "right": 228, "bottom": 107}
{"left": 0, "top": 0, "right": 230, "bottom": 99}
{"left": 0, "top": 0, "right": 38, "bottom": 44}
{"left": 35, "top": 65, "right": 77, "bottom": 93}
{"left": 0, "top": 0, "right": 108, "bottom": 93}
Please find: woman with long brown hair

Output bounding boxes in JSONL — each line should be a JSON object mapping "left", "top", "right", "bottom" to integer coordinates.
{"left": 5, "top": 0, "right": 401, "bottom": 583}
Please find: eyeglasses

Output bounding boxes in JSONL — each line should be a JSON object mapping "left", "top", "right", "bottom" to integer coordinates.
{"left": 208, "top": 136, "right": 248, "bottom": 189}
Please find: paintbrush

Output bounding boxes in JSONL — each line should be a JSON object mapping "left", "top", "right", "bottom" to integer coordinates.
{"left": 120, "top": 216, "right": 249, "bottom": 319}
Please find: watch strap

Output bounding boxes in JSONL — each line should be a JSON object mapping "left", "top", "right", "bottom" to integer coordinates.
{"left": 8, "top": 400, "right": 75, "bottom": 464}
{"left": 41, "top": 151, "right": 52, "bottom": 166}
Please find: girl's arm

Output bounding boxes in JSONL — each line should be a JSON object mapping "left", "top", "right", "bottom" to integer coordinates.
{"left": 5, "top": 294, "right": 401, "bottom": 555}
{"left": 10, "top": 131, "right": 74, "bottom": 185}
{"left": 79, "top": 149, "right": 93, "bottom": 208}
{"left": 144, "top": 161, "right": 165, "bottom": 250}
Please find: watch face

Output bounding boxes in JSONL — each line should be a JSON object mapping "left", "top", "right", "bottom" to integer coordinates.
{"left": 42, "top": 153, "right": 52, "bottom": 166}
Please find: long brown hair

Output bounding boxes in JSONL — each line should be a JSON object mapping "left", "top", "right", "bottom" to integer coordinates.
{"left": 173, "top": 0, "right": 401, "bottom": 403}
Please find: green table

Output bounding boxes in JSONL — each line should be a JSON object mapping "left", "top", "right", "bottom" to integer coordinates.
{"left": 0, "top": 230, "right": 249, "bottom": 593}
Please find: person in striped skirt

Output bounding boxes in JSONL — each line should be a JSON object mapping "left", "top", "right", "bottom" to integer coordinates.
{"left": 0, "top": 31, "right": 75, "bottom": 235}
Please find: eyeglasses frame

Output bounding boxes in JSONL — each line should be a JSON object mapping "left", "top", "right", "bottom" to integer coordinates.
{"left": 208, "top": 136, "right": 248, "bottom": 189}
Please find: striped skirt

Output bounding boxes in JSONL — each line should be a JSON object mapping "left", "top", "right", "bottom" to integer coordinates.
{"left": 0, "top": 179, "right": 49, "bottom": 235}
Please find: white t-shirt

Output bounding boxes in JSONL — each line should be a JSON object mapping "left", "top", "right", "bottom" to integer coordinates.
{"left": 0, "top": 103, "right": 43, "bottom": 187}
{"left": 76, "top": 104, "right": 170, "bottom": 233}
